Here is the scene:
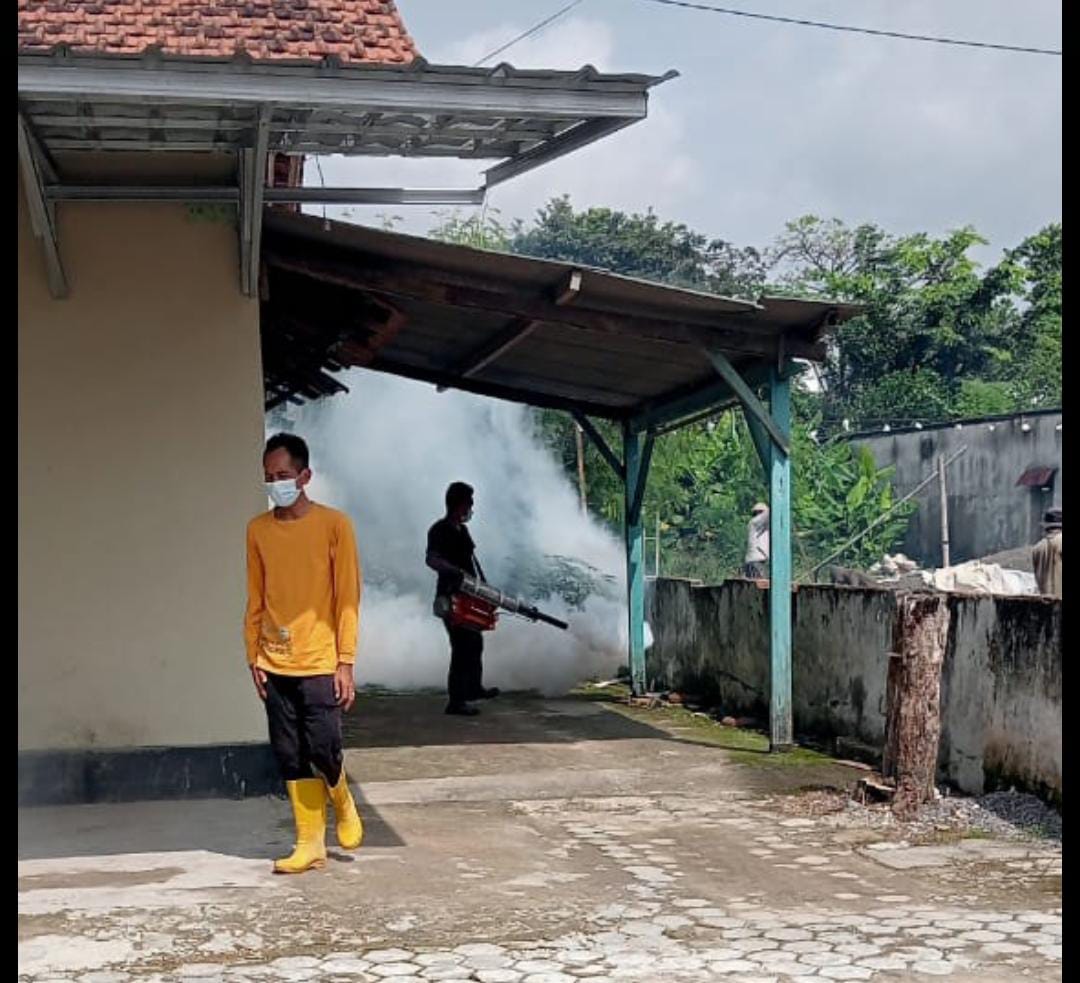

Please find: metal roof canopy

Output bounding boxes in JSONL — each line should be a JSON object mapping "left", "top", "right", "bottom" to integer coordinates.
{"left": 261, "top": 212, "right": 860, "bottom": 749}
{"left": 259, "top": 211, "right": 857, "bottom": 433}
{"left": 18, "top": 50, "right": 674, "bottom": 297}
{"left": 17, "top": 51, "right": 670, "bottom": 164}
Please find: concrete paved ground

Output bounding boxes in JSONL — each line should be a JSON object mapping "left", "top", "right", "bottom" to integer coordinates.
{"left": 19, "top": 693, "right": 1061, "bottom": 982}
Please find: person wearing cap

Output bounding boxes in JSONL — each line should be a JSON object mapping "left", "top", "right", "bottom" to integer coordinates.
{"left": 744, "top": 502, "right": 770, "bottom": 580}
{"left": 1032, "top": 508, "right": 1061, "bottom": 598}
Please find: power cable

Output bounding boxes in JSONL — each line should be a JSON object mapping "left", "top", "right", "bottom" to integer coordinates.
{"left": 634, "top": 0, "right": 1062, "bottom": 57}
{"left": 473, "top": 0, "right": 588, "bottom": 67}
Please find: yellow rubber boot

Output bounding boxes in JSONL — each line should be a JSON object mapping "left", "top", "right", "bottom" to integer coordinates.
{"left": 273, "top": 778, "right": 327, "bottom": 874}
{"left": 327, "top": 771, "right": 364, "bottom": 850}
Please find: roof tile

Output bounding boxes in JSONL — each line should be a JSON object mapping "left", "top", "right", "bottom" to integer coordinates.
{"left": 17, "top": 0, "right": 419, "bottom": 65}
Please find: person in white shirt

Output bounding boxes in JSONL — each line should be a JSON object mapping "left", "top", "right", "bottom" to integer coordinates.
{"left": 744, "top": 502, "right": 770, "bottom": 579}
{"left": 1032, "top": 508, "right": 1062, "bottom": 598}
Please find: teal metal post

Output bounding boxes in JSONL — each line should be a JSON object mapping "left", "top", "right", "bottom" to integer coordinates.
{"left": 623, "top": 425, "right": 647, "bottom": 695}
{"left": 768, "top": 368, "right": 793, "bottom": 751}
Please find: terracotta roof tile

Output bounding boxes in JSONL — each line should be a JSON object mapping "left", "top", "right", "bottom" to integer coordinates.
{"left": 17, "top": 0, "right": 419, "bottom": 65}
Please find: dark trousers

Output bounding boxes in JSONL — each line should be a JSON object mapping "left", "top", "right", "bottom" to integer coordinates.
{"left": 264, "top": 673, "right": 343, "bottom": 783}
{"left": 445, "top": 623, "right": 484, "bottom": 706}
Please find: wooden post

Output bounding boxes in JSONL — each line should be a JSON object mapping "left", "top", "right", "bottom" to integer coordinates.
{"left": 937, "top": 454, "right": 950, "bottom": 568}
{"left": 574, "top": 422, "right": 588, "bottom": 514}
{"left": 883, "top": 593, "right": 951, "bottom": 818}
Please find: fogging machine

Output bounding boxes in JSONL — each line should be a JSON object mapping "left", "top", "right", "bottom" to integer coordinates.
{"left": 443, "top": 574, "right": 569, "bottom": 632}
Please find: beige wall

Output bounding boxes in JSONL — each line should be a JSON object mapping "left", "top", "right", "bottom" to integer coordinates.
{"left": 19, "top": 183, "right": 269, "bottom": 750}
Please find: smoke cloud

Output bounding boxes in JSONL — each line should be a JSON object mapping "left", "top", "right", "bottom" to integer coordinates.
{"left": 273, "top": 371, "right": 629, "bottom": 695}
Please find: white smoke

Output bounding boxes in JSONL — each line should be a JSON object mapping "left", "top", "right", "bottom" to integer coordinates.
{"left": 274, "top": 371, "right": 628, "bottom": 696}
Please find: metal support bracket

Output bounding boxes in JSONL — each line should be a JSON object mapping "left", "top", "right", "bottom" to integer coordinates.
{"left": 629, "top": 432, "right": 655, "bottom": 521}
{"left": 239, "top": 108, "right": 271, "bottom": 297}
{"left": 18, "top": 114, "right": 67, "bottom": 298}
{"left": 703, "top": 348, "right": 790, "bottom": 456}
{"left": 572, "top": 411, "right": 625, "bottom": 481}
{"left": 745, "top": 414, "right": 772, "bottom": 474}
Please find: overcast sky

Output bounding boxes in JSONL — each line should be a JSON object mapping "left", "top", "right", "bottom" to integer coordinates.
{"left": 309, "top": 0, "right": 1061, "bottom": 263}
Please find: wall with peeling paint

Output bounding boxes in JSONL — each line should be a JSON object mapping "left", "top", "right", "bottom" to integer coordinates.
{"left": 649, "top": 579, "right": 1061, "bottom": 802}
{"left": 854, "top": 411, "right": 1062, "bottom": 568}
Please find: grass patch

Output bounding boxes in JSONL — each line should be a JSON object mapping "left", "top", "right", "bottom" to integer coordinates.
{"left": 571, "top": 682, "right": 833, "bottom": 767}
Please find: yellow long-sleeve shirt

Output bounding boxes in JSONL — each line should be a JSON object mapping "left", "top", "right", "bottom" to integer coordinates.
{"left": 244, "top": 503, "right": 361, "bottom": 676}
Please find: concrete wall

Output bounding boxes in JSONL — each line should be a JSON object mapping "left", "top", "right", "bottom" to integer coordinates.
{"left": 854, "top": 412, "right": 1062, "bottom": 568}
{"left": 648, "top": 579, "right": 1062, "bottom": 801}
{"left": 19, "top": 182, "right": 268, "bottom": 751}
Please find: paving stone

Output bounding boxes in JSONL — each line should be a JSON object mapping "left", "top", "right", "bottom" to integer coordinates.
{"left": 455, "top": 945, "right": 506, "bottom": 957}
{"left": 980, "top": 942, "right": 1029, "bottom": 956}
{"left": 419, "top": 967, "right": 472, "bottom": 981}
{"left": 782, "top": 941, "right": 830, "bottom": 955}
{"left": 321, "top": 959, "right": 374, "bottom": 975}
{"left": 857, "top": 956, "right": 908, "bottom": 971}
{"left": 415, "top": 955, "right": 464, "bottom": 967}
{"left": 817, "top": 968, "right": 872, "bottom": 981}
{"left": 959, "top": 930, "right": 1006, "bottom": 943}
{"left": 365, "top": 964, "right": 420, "bottom": 980}
{"left": 707, "top": 959, "right": 759, "bottom": 974}
{"left": 799, "top": 951, "right": 853, "bottom": 968}
{"left": 911, "top": 961, "right": 957, "bottom": 976}
{"left": 765, "top": 929, "right": 812, "bottom": 942}
{"left": 366, "top": 952, "right": 416, "bottom": 966}
{"left": 467, "top": 955, "right": 513, "bottom": 970}
{"left": 727, "top": 938, "right": 779, "bottom": 953}
{"left": 834, "top": 944, "right": 880, "bottom": 959}
{"left": 514, "top": 961, "right": 563, "bottom": 975}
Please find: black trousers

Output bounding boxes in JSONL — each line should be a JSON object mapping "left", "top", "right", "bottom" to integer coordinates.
{"left": 264, "top": 673, "right": 343, "bottom": 783}
{"left": 445, "top": 622, "right": 484, "bottom": 706}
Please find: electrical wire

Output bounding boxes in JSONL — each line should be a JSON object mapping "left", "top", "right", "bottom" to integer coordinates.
{"left": 634, "top": 0, "right": 1062, "bottom": 57}
{"left": 473, "top": 0, "right": 588, "bottom": 67}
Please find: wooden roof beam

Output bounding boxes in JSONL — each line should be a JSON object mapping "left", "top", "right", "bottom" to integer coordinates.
{"left": 261, "top": 249, "right": 825, "bottom": 361}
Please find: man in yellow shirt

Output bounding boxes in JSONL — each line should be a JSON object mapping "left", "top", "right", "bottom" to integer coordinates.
{"left": 245, "top": 433, "right": 364, "bottom": 874}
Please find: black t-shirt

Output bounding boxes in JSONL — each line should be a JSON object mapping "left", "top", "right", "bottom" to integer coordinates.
{"left": 426, "top": 518, "right": 479, "bottom": 598}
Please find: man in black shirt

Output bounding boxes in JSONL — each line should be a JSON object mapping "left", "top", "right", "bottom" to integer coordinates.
{"left": 426, "top": 482, "right": 500, "bottom": 716}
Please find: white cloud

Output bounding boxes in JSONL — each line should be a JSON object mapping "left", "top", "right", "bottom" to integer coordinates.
{"left": 304, "top": 1, "right": 1060, "bottom": 256}
{"left": 304, "top": 15, "right": 699, "bottom": 235}
{"left": 431, "top": 14, "right": 617, "bottom": 70}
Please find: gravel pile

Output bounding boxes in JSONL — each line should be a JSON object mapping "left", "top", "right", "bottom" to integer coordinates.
{"left": 764, "top": 787, "right": 1061, "bottom": 843}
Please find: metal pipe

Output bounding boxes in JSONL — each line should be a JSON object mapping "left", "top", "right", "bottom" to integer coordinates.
{"left": 803, "top": 445, "right": 968, "bottom": 580}
{"left": 43, "top": 185, "right": 485, "bottom": 205}
{"left": 938, "top": 453, "right": 951, "bottom": 568}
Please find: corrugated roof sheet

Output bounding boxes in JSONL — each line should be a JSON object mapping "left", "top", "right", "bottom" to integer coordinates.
{"left": 259, "top": 212, "right": 858, "bottom": 419}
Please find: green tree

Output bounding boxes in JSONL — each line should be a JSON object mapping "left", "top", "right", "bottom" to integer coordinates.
{"left": 775, "top": 218, "right": 1011, "bottom": 429}
{"left": 511, "top": 195, "right": 767, "bottom": 298}
{"left": 428, "top": 207, "right": 518, "bottom": 251}
{"left": 535, "top": 398, "right": 913, "bottom": 583}
{"left": 994, "top": 223, "right": 1062, "bottom": 408}
{"left": 771, "top": 216, "right": 1061, "bottom": 430}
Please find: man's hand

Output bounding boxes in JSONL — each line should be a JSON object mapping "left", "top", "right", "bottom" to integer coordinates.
{"left": 334, "top": 662, "right": 356, "bottom": 712}
{"left": 251, "top": 665, "right": 268, "bottom": 700}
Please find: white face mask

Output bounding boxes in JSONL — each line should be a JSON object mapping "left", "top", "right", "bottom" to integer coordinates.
{"left": 266, "top": 478, "right": 302, "bottom": 509}
{"left": 463, "top": 508, "right": 474, "bottom": 523}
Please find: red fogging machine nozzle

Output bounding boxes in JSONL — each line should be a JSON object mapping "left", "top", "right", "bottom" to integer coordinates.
{"left": 447, "top": 575, "right": 569, "bottom": 632}
{"left": 449, "top": 593, "right": 498, "bottom": 632}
